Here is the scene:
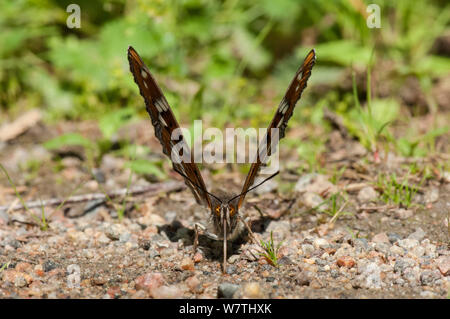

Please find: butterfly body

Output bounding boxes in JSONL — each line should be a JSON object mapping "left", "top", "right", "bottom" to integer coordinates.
{"left": 127, "top": 46, "right": 315, "bottom": 272}
{"left": 207, "top": 191, "right": 241, "bottom": 240}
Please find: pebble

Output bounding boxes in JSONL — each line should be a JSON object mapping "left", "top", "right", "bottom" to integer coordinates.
{"left": 185, "top": 276, "right": 202, "bottom": 293}
{"left": 337, "top": 256, "right": 356, "bottom": 268}
{"left": 420, "top": 270, "right": 441, "bottom": 286}
{"left": 387, "top": 232, "right": 402, "bottom": 244}
{"left": 225, "top": 265, "right": 237, "bottom": 274}
{"left": 252, "top": 177, "right": 278, "bottom": 195}
{"left": 190, "top": 252, "right": 202, "bottom": 263}
{"left": 397, "top": 238, "right": 419, "bottom": 250}
{"left": 372, "top": 232, "right": 390, "bottom": 244}
{"left": 135, "top": 272, "right": 164, "bottom": 292}
{"left": 43, "top": 261, "right": 58, "bottom": 272}
{"left": 294, "top": 173, "right": 318, "bottom": 193}
{"left": 218, "top": 283, "right": 240, "bottom": 298}
{"left": 303, "top": 192, "right": 326, "bottom": 210}
{"left": 410, "top": 246, "right": 425, "bottom": 258}
{"left": 295, "top": 174, "right": 337, "bottom": 194}
{"left": 266, "top": 220, "right": 291, "bottom": 239}
{"left": 395, "top": 209, "right": 413, "bottom": 220}
{"left": 408, "top": 228, "right": 426, "bottom": 241}
{"left": 436, "top": 256, "right": 450, "bottom": 276}
{"left": 357, "top": 186, "right": 378, "bottom": 203}
{"left": 361, "top": 262, "right": 382, "bottom": 289}
{"left": 313, "top": 238, "right": 329, "bottom": 249}
{"left": 295, "top": 271, "right": 312, "bottom": 286}
{"left": 301, "top": 244, "right": 315, "bottom": 257}
{"left": 105, "top": 224, "right": 126, "bottom": 241}
{"left": 151, "top": 285, "right": 183, "bottom": 299}
{"left": 424, "top": 187, "right": 439, "bottom": 203}
{"left": 180, "top": 257, "right": 195, "bottom": 271}
{"left": 442, "top": 172, "right": 450, "bottom": 183}
{"left": 243, "top": 282, "right": 263, "bottom": 298}
{"left": 0, "top": 210, "right": 9, "bottom": 225}
{"left": 164, "top": 211, "right": 177, "bottom": 223}
{"left": 394, "top": 258, "right": 414, "bottom": 274}
{"left": 389, "top": 245, "right": 405, "bottom": 256}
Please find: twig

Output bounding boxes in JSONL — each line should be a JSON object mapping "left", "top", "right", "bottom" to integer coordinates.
{"left": 328, "top": 199, "right": 349, "bottom": 224}
{"left": 0, "top": 181, "right": 185, "bottom": 212}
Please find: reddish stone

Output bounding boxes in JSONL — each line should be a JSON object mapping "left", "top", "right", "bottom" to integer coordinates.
{"left": 135, "top": 272, "right": 164, "bottom": 292}
{"left": 337, "top": 256, "right": 356, "bottom": 268}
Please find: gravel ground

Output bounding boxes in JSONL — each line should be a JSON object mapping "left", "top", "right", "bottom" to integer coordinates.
{"left": 0, "top": 123, "right": 448, "bottom": 299}
{"left": 0, "top": 179, "right": 448, "bottom": 299}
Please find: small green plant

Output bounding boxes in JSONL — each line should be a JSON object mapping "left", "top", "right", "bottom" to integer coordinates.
{"left": 259, "top": 231, "right": 284, "bottom": 267}
{"left": 375, "top": 173, "right": 422, "bottom": 208}
{"left": 0, "top": 163, "right": 87, "bottom": 230}
{"left": 0, "top": 164, "right": 48, "bottom": 230}
{"left": 0, "top": 261, "right": 10, "bottom": 273}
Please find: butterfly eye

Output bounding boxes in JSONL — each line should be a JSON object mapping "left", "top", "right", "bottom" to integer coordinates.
{"left": 229, "top": 206, "right": 235, "bottom": 216}
{"left": 215, "top": 206, "right": 220, "bottom": 215}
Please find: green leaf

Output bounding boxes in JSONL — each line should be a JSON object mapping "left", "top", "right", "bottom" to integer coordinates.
{"left": 126, "top": 159, "right": 166, "bottom": 179}
{"left": 43, "top": 133, "right": 94, "bottom": 150}
{"left": 99, "top": 108, "right": 137, "bottom": 139}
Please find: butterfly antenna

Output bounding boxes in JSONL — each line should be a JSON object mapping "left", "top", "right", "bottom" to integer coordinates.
{"left": 173, "top": 167, "right": 223, "bottom": 203}
{"left": 228, "top": 171, "right": 279, "bottom": 203}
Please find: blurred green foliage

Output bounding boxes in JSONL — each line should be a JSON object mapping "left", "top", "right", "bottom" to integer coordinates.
{"left": 0, "top": 0, "right": 449, "bottom": 172}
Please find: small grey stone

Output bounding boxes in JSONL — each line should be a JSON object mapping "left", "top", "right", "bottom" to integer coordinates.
{"left": 252, "top": 177, "right": 278, "bottom": 195}
{"left": 303, "top": 192, "right": 326, "bottom": 210}
{"left": 313, "top": 238, "right": 329, "bottom": 249}
{"left": 411, "top": 246, "right": 425, "bottom": 257}
{"left": 265, "top": 220, "right": 290, "bottom": 240}
{"left": 398, "top": 238, "right": 419, "bottom": 250}
{"left": 394, "top": 258, "right": 414, "bottom": 274}
{"left": 227, "top": 255, "right": 240, "bottom": 264}
{"left": 278, "top": 256, "right": 294, "bottom": 266}
{"left": 105, "top": 225, "right": 122, "bottom": 241}
{"left": 301, "top": 244, "right": 315, "bottom": 257}
{"left": 354, "top": 238, "right": 369, "bottom": 251}
{"left": 442, "top": 172, "right": 450, "bottom": 183}
{"left": 218, "top": 282, "right": 240, "bottom": 298}
{"left": 14, "top": 275, "right": 28, "bottom": 288}
{"left": 164, "top": 211, "right": 177, "bottom": 223}
{"left": 0, "top": 210, "right": 9, "bottom": 224}
{"left": 424, "top": 187, "right": 439, "bottom": 203}
{"left": 372, "top": 232, "right": 390, "bottom": 244}
{"left": 374, "top": 243, "right": 390, "bottom": 254}
{"left": 420, "top": 270, "right": 441, "bottom": 286}
{"left": 330, "top": 269, "right": 339, "bottom": 279}
{"left": 315, "top": 258, "right": 327, "bottom": 267}
{"left": 225, "top": 265, "right": 237, "bottom": 275}
{"left": 92, "top": 168, "right": 106, "bottom": 183}
{"left": 295, "top": 271, "right": 311, "bottom": 286}
{"left": 357, "top": 186, "right": 378, "bottom": 203}
{"left": 361, "top": 262, "right": 382, "bottom": 289}
{"left": 389, "top": 245, "right": 405, "bottom": 256}
{"left": 388, "top": 233, "right": 402, "bottom": 244}
{"left": 408, "top": 228, "right": 426, "bottom": 241}
{"left": 43, "top": 260, "right": 58, "bottom": 272}
{"left": 294, "top": 173, "right": 318, "bottom": 193}
{"left": 395, "top": 209, "right": 413, "bottom": 220}
{"left": 119, "top": 232, "right": 131, "bottom": 243}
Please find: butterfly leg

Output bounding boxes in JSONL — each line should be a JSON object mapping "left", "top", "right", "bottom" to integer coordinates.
{"left": 238, "top": 214, "right": 259, "bottom": 245}
{"left": 193, "top": 222, "right": 204, "bottom": 254}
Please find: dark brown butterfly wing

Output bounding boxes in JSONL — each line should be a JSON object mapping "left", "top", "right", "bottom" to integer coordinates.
{"left": 237, "top": 49, "right": 316, "bottom": 209}
{"left": 128, "top": 46, "right": 211, "bottom": 209}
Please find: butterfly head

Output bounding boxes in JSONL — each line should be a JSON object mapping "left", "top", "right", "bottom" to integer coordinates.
{"left": 209, "top": 193, "right": 240, "bottom": 237}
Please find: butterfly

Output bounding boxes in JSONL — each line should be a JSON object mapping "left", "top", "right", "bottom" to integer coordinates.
{"left": 128, "top": 46, "right": 315, "bottom": 271}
